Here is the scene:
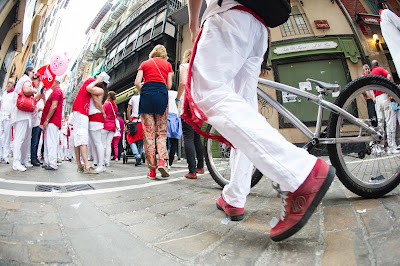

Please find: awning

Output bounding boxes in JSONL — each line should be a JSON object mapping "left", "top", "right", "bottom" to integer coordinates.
{"left": 91, "top": 61, "right": 104, "bottom": 77}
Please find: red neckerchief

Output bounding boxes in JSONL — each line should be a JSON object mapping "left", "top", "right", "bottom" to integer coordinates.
{"left": 7, "top": 88, "right": 14, "bottom": 93}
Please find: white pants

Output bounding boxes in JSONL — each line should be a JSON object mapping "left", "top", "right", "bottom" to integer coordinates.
{"left": 0, "top": 119, "right": 11, "bottom": 161}
{"left": 60, "top": 134, "right": 68, "bottom": 159}
{"left": 44, "top": 123, "right": 60, "bottom": 169}
{"left": 68, "top": 132, "right": 74, "bottom": 158}
{"left": 376, "top": 94, "right": 394, "bottom": 148}
{"left": 390, "top": 109, "right": 400, "bottom": 147}
{"left": 72, "top": 111, "right": 89, "bottom": 147}
{"left": 102, "top": 129, "right": 114, "bottom": 164}
{"left": 381, "top": 9, "right": 400, "bottom": 74}
{"left": 90, "top": 129, "right": 104, "bottom": 166}
{"left": 38, "top": 131, "right": 43, "bottom": 159}
{"left": 13, "top": 120, "right": 31, "bottom": 167}
{"left": 192, "top": 10, "right": 317, "bottom": 207}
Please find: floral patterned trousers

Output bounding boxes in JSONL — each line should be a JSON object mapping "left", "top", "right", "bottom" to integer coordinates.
{"left": 141, "top": 111, "right": 169, "bottom": 169}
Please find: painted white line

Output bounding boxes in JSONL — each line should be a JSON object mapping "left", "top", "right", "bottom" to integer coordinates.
{"left": 0, "top": 176, "right": 187, "bottom": 198}
{"left": 0, "top": 169, "right": 191, "bottom": 186}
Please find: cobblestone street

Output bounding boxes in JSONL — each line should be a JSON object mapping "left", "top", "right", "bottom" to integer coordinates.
{"left": 0, "top": 158, "right": 399, "bottom": 265}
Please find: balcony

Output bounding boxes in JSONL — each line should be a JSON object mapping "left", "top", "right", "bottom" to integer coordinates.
{"left": 92, "top": 41, "right": 105, "bottom": 60}
{"left": 102, "top": 26, "right": 116, "bottom": 47}
{"left": 83, "top": 43, "right": 94, "bottom": 61}
{"left": 111, "top": 0, "right": 128, "bottom": 20}
{"left": 100, "top": 15, "right": 115, "bottom": 33}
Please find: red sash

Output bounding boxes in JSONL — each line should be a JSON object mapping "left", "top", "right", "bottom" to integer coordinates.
{"left": 89, "top": 113, "right": 105, "bottom": 123}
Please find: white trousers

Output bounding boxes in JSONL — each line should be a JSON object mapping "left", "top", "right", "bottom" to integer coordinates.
{"left": 90, "top": 129, "right": 104, "bottom": 166}
{"left": 102, "top": 129, "right": 114, "bottom": 164}
{"left": 389, "top": 107, "right": 400, "bottom": 148}
{"left": 44, "top": 123, "right": 60, "bottom": 169}
{"left": 13, "top": 120, "right": 31, "bottom": 167}
{"left": 381, "top": 9, "right": 400, "bottom": 74}
{"left": 38, "top": 132, "right": 43, "bottom": 158}
{"left": 0, "top": 119, "right": 11, "bottom": 161}
{"left": 60, "top": 134, "right": 68, "bottom": 159}
{"left": 376, "top": 94, "right": 394, "bottom": 148}
{"left": 192, "top": 10, "right": 317, "bottom": 207}
{"left": 68, "top": 133, "right": 74, "bottom": 158}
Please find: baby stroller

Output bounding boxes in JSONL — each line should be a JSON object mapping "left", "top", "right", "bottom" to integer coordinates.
{"left": 121, "top": 129, "right": 145, "bottom": 164}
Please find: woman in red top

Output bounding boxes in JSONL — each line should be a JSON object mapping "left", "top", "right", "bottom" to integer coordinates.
{"left": 102, "top": 91, "right": 118, "bottom": 166}
{"left": 134, "top": 44, "right": 173, "bottom": 179}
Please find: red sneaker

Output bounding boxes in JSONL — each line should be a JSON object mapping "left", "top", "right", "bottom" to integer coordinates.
{"left": 270, "top": 159, "right": 335, "bottom": 242}
{"left": 157, "top": 159, "right": 169, "bottom": 178}
{"left": 216, "top": 194, "right": 244, "bottom": 221}
{"left": 196, "top": 168, "right": 204, "bottom": 174}
{"left": 184, "top": 172, "right": 197, "bottom": 179}
{"left": 147, "top": 168, "right": 156, "bottom": 180}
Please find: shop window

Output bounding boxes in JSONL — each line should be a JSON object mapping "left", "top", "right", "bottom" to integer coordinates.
{"left": 165, "top": 21, "right": 176, "bottom": 38}
{"left": 280, "top": 5, "right": 312, "bottom": 37}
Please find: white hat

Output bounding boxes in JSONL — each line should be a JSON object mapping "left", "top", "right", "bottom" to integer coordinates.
{"left": 55, "top": 76, "right": 63, "bottom": 84}
{"left": 98, "top": 72, "right": 110, "bottom": 84}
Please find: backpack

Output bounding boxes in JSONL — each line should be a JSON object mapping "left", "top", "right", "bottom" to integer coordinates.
{"left": 218, "top": 0, "right": 291, "bottom": 28}
{"left": 127, "top": 121, "right": 138, "bottom": 135}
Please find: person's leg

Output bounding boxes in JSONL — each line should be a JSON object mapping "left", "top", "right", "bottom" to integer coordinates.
{"left": 182, "top": 121, "right": 196, "bottom": 173}
{"left": 141, "top": 113, "right": 157, "bottom": 169}
{"left": 130, "top": 142, "right": 139, "bottom": 158}
{"left": 91, "top": 129, "right": 104, "bottom": 169}
{"left": 31, "top": 126, "right": 41, "bottom": 163}
{"left": 2, "top": 119, "right": 11, "bottom": 163}
{"left": 38, "top": 131, "right": 43, "bottom": 159}
{"left": 155, "top": 111, "right": 169, "bottom": 162}
{"left": 193, "top": 131, "right": 204, "bottom": 170}
{"left": 137, "top": 139, "right": 144, "bottom": 161}
{"left": 13, "top": 120, "right": 29, "bottom": 168}
{"left": 192, "top": 11, "right": 316, "bottom": 206}
{"left": 0, "top": 119, "right": 4, "bottom": 160}
{"left": 382, "top": 95, "right": 395, "bottom": 149}
{"left": 104, "top": 131, "right": 114, "bottom": 165}
{"left": 21, "top": 124, "right": 32, "bottom": 166}
{"left": 89, "top": 130, "right": 98, "bottom": 166}
{"left": 113, "top": 136, "right": 120, "bottom": 161}
{"left": 169, "top": 138, "right": 178, "bottom": 166}
{"left": 46, "top": 124, "right": 59, "bottom": 169}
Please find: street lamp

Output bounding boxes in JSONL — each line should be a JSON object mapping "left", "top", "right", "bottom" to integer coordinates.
{"left": 373, "top": 34, "right": 380, "bottom": 50}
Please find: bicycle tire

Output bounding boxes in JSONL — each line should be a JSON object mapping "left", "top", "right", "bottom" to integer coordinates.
{"left": 204, "top": 124, "right": 264, "bottom": 188}
{"left": 327, "top": 75, "right": 400, "bottom": 198}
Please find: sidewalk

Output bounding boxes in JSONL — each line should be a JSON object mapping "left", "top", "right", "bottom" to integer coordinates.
{"left": 0, "top": 158, "right": 399, "bottom": 265}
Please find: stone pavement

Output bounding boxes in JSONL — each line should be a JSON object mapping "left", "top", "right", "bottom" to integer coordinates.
{"left": 0, "top": 157, "right": 399, "bottom": 265}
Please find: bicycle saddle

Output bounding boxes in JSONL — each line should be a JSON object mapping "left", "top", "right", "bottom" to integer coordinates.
{"left": 306, "top": 78, "right": 341, "bottom": 92}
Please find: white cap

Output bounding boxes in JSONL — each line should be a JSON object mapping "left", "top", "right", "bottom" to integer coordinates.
{"left": 55, "top": 76, "right": 63, "bottom": 84}
{"left": 98, "top": 72, "right": 110, "bottom": 84}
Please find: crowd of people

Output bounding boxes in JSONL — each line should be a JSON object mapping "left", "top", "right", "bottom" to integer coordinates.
{"left": 0, "top": 45, "right": 204, "bottom": 180}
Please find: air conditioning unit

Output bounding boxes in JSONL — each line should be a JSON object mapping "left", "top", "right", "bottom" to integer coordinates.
{"left": 30, "top": 42, "right": 37, "bottom": 55}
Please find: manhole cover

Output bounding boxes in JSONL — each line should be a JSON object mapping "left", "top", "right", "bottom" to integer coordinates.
{"left": 35, "top": 184, "right": 94, "bottom": 193}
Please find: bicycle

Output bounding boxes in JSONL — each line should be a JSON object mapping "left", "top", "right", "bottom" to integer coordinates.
{"left": 204, "top": 75, "right": 400, "bottom": 198}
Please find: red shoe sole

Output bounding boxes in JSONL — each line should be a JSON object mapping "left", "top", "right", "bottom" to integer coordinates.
{"left": 157, "top": 166, "right": 170, "bottom": 178}
{"left": 216, "top": 202, "right": 244, "bottom": 221}
{"left": 271, "top": 165, "right": 336, "bottom": 242}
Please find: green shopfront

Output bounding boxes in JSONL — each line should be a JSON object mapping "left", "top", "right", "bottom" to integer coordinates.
{"left": 263, "top": 35, "right": 363, "bottom": 144}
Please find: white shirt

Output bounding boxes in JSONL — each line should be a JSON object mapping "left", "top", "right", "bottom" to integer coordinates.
{"left": 168, "top": 90, "right": 178, "bottom": 115}
{"left": 32, "top": 98, "right": 44, "bottom": 127}
{"left": 178, "top": 63, "right": 189, "bottom": 117}
{"left": 128, "top": 95, "right": 141, "bottom": 121}
{"left": 0, "top": 90, "right": 15, "bottom": 121}
{"left": 380, "top": 9, "right": 400, "bottom": 73}
{"left": 202, "top": 0, "right": 240, "bottom": 25}
{"left": 11, "top": 74, "right": 33, "bottom": 126}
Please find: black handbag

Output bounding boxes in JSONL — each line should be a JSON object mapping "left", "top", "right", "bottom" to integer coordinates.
{"left": 127, "top": 121, "right": 138, "bottom": 135}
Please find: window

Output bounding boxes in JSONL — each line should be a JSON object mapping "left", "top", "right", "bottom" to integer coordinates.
{"left": 280, "top": 6, "right": 312, "bottom": 37}
{"left": 165, "top": 21, "right": 176, "bottom": 38}
{"left": 117, "top": 39, "right": 127, "bottom": 53}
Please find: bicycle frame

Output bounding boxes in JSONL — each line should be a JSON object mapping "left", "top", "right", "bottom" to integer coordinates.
{"left": 257, "top": 78, "right": 382, "bottom": 145}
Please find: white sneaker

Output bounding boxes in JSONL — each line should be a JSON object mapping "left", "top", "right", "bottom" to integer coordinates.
{"left": 96, "top": 165, "right": 106, "bottom": 172}
{"left": 115, "top": 158, "right": 118, "bottom": 162}
{"left": 24, "top": 163, "right": 33, "bottom": 168}
{"left": 105, "top": 162, "right": 110, "bottom": 167}
{"left": 372, "top": 145, "right": 384, "bottom": 156}
{"left": 167, "top": 165, "right": 171, "bottom": 170}
{"left": 387, "top": 149, "right": 400, "bottom": 155}
{"left": 13, "top": 164, "right": 27, "bottom": 172}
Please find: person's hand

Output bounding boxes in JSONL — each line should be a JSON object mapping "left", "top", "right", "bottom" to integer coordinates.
{"left": 175, "top": 101, "right": 179, "bottom": 108}
{"left": 43, "top": 120, "right": 48, "bottom": 131}
{"left": 190, "top": 27, "right": 200, "bottom": 43}
{"left": 102, "top": 112, "right": 106, "bottom": 119}
{"left": 96, "top": 75, "right": 104, "bottom": 83}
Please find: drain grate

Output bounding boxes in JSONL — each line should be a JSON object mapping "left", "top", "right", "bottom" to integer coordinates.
{"left": 35, "top": 184, "right": 94, "bottom": 193}
{"left": 65, "top": 184, "right": 94, "bottom": 192}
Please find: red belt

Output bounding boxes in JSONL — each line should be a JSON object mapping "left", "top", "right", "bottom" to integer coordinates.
{"left": 89, "top": 113, "right": 105, "bottom": 123}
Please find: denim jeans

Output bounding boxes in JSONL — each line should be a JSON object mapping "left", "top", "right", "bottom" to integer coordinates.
{"left": 182, "top": 121, "right": 204, "bottom": 173}
{"left": 130, "top": 139, "right": 144, "bottom": 164}
{"left": 31, "top": 126, "right": 42, "bottom": 162}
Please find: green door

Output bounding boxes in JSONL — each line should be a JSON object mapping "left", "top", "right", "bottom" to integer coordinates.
{"left": 276, "top": 58, "right": 349, "bottom": 127}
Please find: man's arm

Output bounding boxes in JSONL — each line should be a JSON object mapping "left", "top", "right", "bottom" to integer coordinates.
{"left": 87, "top": 76, "right": 104, "bottom": 96}
{"left": 127, "top": 104, "right": 132, "bottom": 121}
{"left": 188, "top": 0, "right": 202, "bottom": 42}
{"left": 176, "top": 65, "right": 188, "bottom": 107}
{"left": 167, "top": 72, "right": 173, "bottom": 90}
{"left": 92, "top": 94, "right": 105, "bottom": 119}
{"left": 43, "top": 100, "right": 58, "bottom": 131}
{"left": 135, "top": 70, "right": 143, "bottom": 93}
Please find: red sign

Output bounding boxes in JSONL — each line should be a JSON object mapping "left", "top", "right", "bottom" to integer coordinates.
{"left": 358, "top": 14, "right": 380, "bottom": 25}
{"left": 359, "top": 25, "right": 373, "bottom": 35}
{"left": 314, "top": 20, "right": 330, "bottom": 29}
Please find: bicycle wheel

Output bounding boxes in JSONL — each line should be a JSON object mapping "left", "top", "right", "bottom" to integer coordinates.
{"left": 327, "top": 75, "right": 400, "bottom": 198}
{"left": 204, "top": 124, "right": 264, "bottom": 188}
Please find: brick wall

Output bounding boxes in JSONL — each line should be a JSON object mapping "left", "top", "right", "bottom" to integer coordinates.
{"left": 338, "top": 0, "right": 368, "bottom": 19}
{"left": 386, "top": 0, "right": 400, "bottom": 16}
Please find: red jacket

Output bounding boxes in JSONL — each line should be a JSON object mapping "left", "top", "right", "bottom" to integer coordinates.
{"left": 103, "top": 100, "right": 118, "bottom": 132}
